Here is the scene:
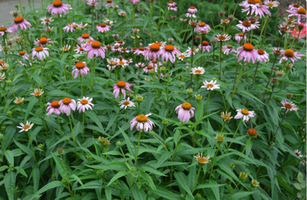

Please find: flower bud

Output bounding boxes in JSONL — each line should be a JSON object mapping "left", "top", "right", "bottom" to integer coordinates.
{"left": 247, "top": 128, "right": 257, "bottom": 137}
{"left": 160, "top": 67, "right": 166, "bottom": 71}
{"left": 180, "top": 82, "right": 185, "bottom": 87}
{"left": 286, "top": 93, "right": 293, "bottom": 99}
{"left": 162, "top": 119, "right": 168, "bottom": 125}
{"left": 149, "top": 69, "right": 155, "bottom": 74}
{"left": 38, "top": 144, "right": 43, "bottom": 149}
{"left": 104, "top": 140, "right": 110, "bottom": 146}
{"left": 97, "top": 170, "right": 103, "bottom": 175}
{"left": 195, "top": 94, "right": 203, "bottom": 101}
{"left": 116, "top": 141, "right": 121, "bottom": 147}
{"left": 62, "top": 178, "right": 67, "bottom": 183}
{"left": 251, "top": 180, "right": 259, "bottom": 187}
{"left": 52, "top": 173, "right": 56, "bottom": 178}
{"left": 86, "top": 154, "right": 92, "bottom": 159}
{"left": 14, "top": 4, "right": 19, "bottom": 8}
{"left": 136, "top": 95, "right": 143, "bottom": 102}
{"left": 215, "top": 134, "right": 225, "bottom": 143}
{"left": 76, "top": 27, "right": 82, "bottom": 31}
{"left": 230, "top": 163, "right": 235, "bottom": 169}
{"left": 57, "top": 148, "right": 64, "bottom": 154}
{"left": 239, "top": 172, "right": 248, "bottom": 180}
{"left": 0, "top": 133, "right": 3, "bottom": 141}
{"left": 187, "top": 88, "right": 193, "bottom": 94}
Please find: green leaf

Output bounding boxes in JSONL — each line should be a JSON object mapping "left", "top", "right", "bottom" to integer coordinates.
{"left": 294, "top": 183, "right": 301, "bottom": 190}
{"left": 107, "top": 171, "right": 129, "bottom": 186}
{"left": 4, "top": 150, "right": 14, "bottom": 167}
{"left": 298, "top": 172, "right": 304, "bottom": 183}
{"left": 32, "top": 167, "right": 40, "bottom": 193}
{"left": 85, "top": 111, "right": 107, "bottom": 135}
{"left": 25, "top": 96, "right": 38, "bottom": 120}
{"left": 231, "top": 191, "right": 255, "bottom": 199}
{"left": 140, "top": 165, "right": 166, "bottom": 176}
{"left": 47, "top": 90, "right": 75, "bottom": 99}
{"left": 51, "top": 153, "right": 73, "bottom": 179}
{"left": 119, "top": 127, "right": 136, "bottom": 157}
{"left": 132, "top": 185, "right": 147, "bottom": 200}
{"left": 30, "top": 181, "right": 64, "bottom": 200}
{"left": 139, "top": 170, "right": 156, "bottom": 190}
{"left": 174, "top": 172, "right": 194, "bottom": 198}
{"left": 28, "top": 73, "right": 42, "bottom": 87}
{"left": 196, "top": 183, "right": 226, "bottom": 189}
{"left": 14, "top": 140, "right": 33, "bottom": 156}
{"left": 4, "top": 171, "right": 16, "bottom": 200}
{"left": 105, "top": 187, "right": 112, "bottom": 200}
{"left": 3, "top": 126, "right": 16, "bottom": 150}
{"left": 75, "top": 181, "right": 103, "bottom": 190}
{"left": 151, "top": 186, "right": 182, "bottom": 200}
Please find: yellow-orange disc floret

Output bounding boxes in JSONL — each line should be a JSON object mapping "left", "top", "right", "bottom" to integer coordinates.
{"left": 117, "top": 81, "right": 126, "bottom": 88}
{"left": 182, "top": 102, "right": 192, "bottom": 110}
{"left": 63, "top": 98, "right": 71, "bottom": 105}
{"left": 136, "top": 114, "right": 148, "bottom": 122}
{"left": 14, "top": 16, "right": 24, "bottom": 23}
{"left": 51, "top": 100, "right": 60, "bottom": 108}
{"left": 243, "top": 43, "right": 254, "bottom": 51}
{"left": 53, "top": 0, "right": 63, "bottom": 7}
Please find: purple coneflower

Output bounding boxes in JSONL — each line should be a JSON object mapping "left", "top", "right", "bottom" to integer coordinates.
{"left": 175, "top": 102, "right": 195, "bottom": 122}
{"left": 77, "top": 33, "right": 93, "bottom": 42}
{"left": 128, "top": 0, "right": 140, "bottom": 4}
{"left": 240, "top": 0, "right": 271, "bottom": 18}
{"left": 256, "top": 49, "right": 269, "bottom": 62}
{"left": 130, "top": 113, "right": 155, "bottom": 132}
{"left": 236, "top": 20, "right": 259, "bottom": 33}
{"left": 237, "top": 43, "right": 258, "bottom": 63}
{"left": 84, "top": 41, "right": 105, "bottom": 59}
{"left": 279, "top": 49, "right": 304, "bottom": 64}
{"left": 144, "top": 43, "right": 162, "bottom": 61}
{"left": 31, "top": 46, "right": 49, "bottom": 60}
{"left": 46, "top": 100, "right": 61, "bottom": 116}
{"left": 18, "top": 51, "right": 30, "bottom": 59}
{"left": 222, "top": 44, "right": 236, "bottom": 55}
{"left": 194, "top": 22, "right": 211, "bottom": 33}
{"left": 72, "top": 62, "right": 90, "bottom": 79}
{"left": 120, "top": 97, "right": 135, "bottom": 109}
{"left": 96, "top": 23, "right": 111, "bottom": 33}
{"left": 198, "top": 41, "right": 211, "bottom": 53}
{"left": 113, "top": 81, "right": 133, "bottom": 98}
{"left": 34, "top": 37, "right": 53, "bottom": 46}
{"left": 74, "top": 45, "right": 86, "bottom": 54}
{"left": 47, "top": 0, "right": 71, "bottom": 16}
{"left": 201, "top": 80, "right": 220, "bottom": 90}
{"left": 281, "top": 100, "right": 298, "bottom": 113}
{"left": 77, "top": 97, "right": 94, "bottom": 113}
{"left": 234, "top": 33, "right": 247, "bottom": 44}
{"left": 234, "top": 108, "right": 255, "bottom": 122}
{"left": 11, "top": 16, "right": 31, "bottom": 34}
{"left": 59, "top": 98, "right": 76, "bottom": 116}
{"left": 105, "top": 0, "right": 115, "bottom": 7}
{"left": 0, "top": 26, "right": 12, "bottom": 36}
{"left": 160, "top": 44, "right": 180, "bottom": 63}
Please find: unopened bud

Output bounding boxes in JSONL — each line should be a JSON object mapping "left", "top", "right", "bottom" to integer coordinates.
{"left": 57, "top": 148, "right": 64, "bottom": 154}
{"left": 187, "top": 88, "right": 193, "bottom": 94}
{"left": 239, "top": 172, "right": 248, "bottom": 180}
{"left": 286, "top": 93, "right": 293, "bottom": 99}
{"left": 162, "top": 119, "right": 168, "bottom": 125}
{"left": 116, "top": 141, "right": 121, "bottom": 147}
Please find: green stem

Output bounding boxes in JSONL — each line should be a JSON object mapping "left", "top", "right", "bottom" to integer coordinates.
{"left": 208, "top": 144, "right": 221, "bottom": 181}
{"left": 204, "top": 91, "right": 211, "bottom": 115}
{"left": 57, "top": 115, "right": 63, "bottom": 137}
{"left": 68, "top": 115, "right": 78, "bottom": 154}
{"left": 226, "top": 118, "right": 243, "bottom": 153}
{"left": 135, "top": 130, "right": 142, "bottom": 168}
{"left": 166, "top": 61, "right": 171, "bottom": 108}
{"left": 80, "top": 74, "right": 83, "bottom": 97}
{"left": 269, "top": 111, "right": 287, "bottom": 149}
{"left": 231, "top": 61, "right": 244, "bottom": 100}
{"left": 27, "top": 131, "right": 38, "bottom": 166}
{"left": 250, "top": 61, "right": 259, "bottom": 89}
{"left": 192, "top": 166, "right": 202, "bottom": 193}
{"left": 238, "top": 137, "right": 252, "bottom": 160}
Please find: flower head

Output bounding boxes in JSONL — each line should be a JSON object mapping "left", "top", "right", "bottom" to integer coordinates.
{"left": 113, "top": 81, "right": 133, "bottom": 98}
{"left": 47, "top": 1, "right": 71, "bottom": 16}
{"left": 191, "top": 67, "right": 205, "bottom": 75}
{"left": 77, "top": 97, "right": 94, "bottom": 112}
{"left": 279, "top": 49, "right": 304, "bottom": 64}
{"left": 287, "top": 7, "right": 306, "bottom": 23}
{"left": 14, "top": 97, "right": 24, "bottom": 104}
{"left": 46, "top": 100, "right": 61, "bottom": 115}
{"left": 0, "top": 26, "right": 12, "bottom": 37}
{"left": 256, "top": 48, "right": 269, "bottom": 62}
{"left": 247, "top": 128, "right": 257, "bottom": 137}
{"left": 215, "top": 134, "right": 225, "bottom": 143}
{"left": 72, "top": 62, "right": 90, "bottom": 79}
{"left": 236, "top": 20, "right": 259, "bottom": 33}
{"left": 59, "top": 98, "right": 76, "bottom": 116}
{"left": 201, "top": 80, "right": 220, "bottom": 90}
{"left": 160, "top": 44, "right": 181, "bottom": 63}
{"left": 215, "top": 33, "right": 231, "bottom": 42}
{"left": 194, "top": 153, "right": 210, "bottom": 165}
{"left": 175, "top": 102, "right": 195, "bottom": 122}
{"left": 130, "top": 113, "right": 155, "bottom": 132}
{"left": 237, "top": 43, "right": 258, "bottom": 63}
{"left": 194, "top": 22, "right": 211, "bottom": 33}
{"left": 17, "top": 121, "right": 34, "bottom": 132}
{"left": 96, "top": 23, "right": 111, "bottom": 33}
{"left": 30, "top": 88, "right": 44, "bottom": 97}
{"left": 11, "top": 16, "right": 31, "bottom": 34}
{"left": 240, "top": 0, "right": 271, "bottom": 18}
{"left": 84, "top": 41, "right": 105, "bottom": 59}
{"left": 119, "top": 97, "right": 135, "bottom": 109}
{"left": 220, "top": 111, "right": 232, "bottom": 121}
{"left": 31, "top": 46, "right": 49, "bottom": 60}
{"left": 280, "top": 100, "right": 298, "bottom": 113}
{"left": 234, "top": 108, "right": 255, "bottom": 122}
{"left": 294, "top": 149, "right": 303, "bottom": 158}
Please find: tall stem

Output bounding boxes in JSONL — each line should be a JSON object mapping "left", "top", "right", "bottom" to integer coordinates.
{"left": 208, "top": 144, "right": 221, "bottom": 181}
{"left": 231, "top": 61, "right": 244, "bottom": 100}
{"left": 166, "top": 61, "right": 171, "bottom": 108}
{"left": 238, "top": 137, "right": 252, "bottom": 160}
{"left": 68, "top": 115, "right": 78, "bottom": 155}
{"left": 204, "top": 91, "right": 211, "bottom": 115}
{"left": 269, "top": 111, "right": 287, "bottom": 149}
{"left": 226, "top": 118, "right": 243, "bottom": 153}
{"left": 192, "top": 166, "right": 202, "bottom": 193}
{"left": 250, "top": 61, "right": 259, "bottom": 89}
{"left": 262, "top": 55, "right": 277, "bottom": 102}
{"left": 219, "top": 41, "right": 222, "bottom": 80}
{"left": 134, "top": 130, "right": 142, "bottom": 168}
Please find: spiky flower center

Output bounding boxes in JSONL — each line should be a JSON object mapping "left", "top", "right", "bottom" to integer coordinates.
{"left": 139, "top": 47, "right": 145, "bottom": 51}
{"left": 297, "top": 7, "right": 306, "bottom": 14}
{"left": 0, "top": 27, "right": 7, "bottom": 31}
{"left": 227, "top": 44, "right": 233, "bottom": 48}
{"left": 284, "top": 49, "right": 294, "bottom": 57}
{"left": 216, "top": 135, "right": 224, "bottom": 142}
{"left": 35, "top": 46, "right": 43, "bottom": 52}
{"left": 51, "top": 100, "right": 60, "bottom": 108}
{"left": 150, "top": 44, "right": 160, "bottom": 52}
{"left": 197, "top": 157, "right": 208, "bottom": 164}
{"left": 285, "top": 103, "right": 292, "bottom": 109}
{"left": 123, "top": 101, "right": 130, "bottom": 105}
{"left": 117, "top": 81, "right": 126, "bottom": 88}
{"left": 53, "top": 0, "right": 63, "bottom": 7}
{"left": 19, "top": 51, "right": 25, "bottom": 55}
{"left": 202, "top": 41, "right": 209, "bottom": 46}
{"left": 34, "top": 92, "right": 41, "bottom": 96}
{"left": 107, "top": 0, "right": 112, "bottom": 3}
{"left": 136, "top": 115, "right": 147, "bottom": 122}
{"left": 207, "top": 83, "right": 214, "bottom": 88}
{"left": 76, "top": 62, "right": 85, "bottom": 69}
{"left": 248, "top": 18, "right": 256, "bottom": 23}
{"left": 241, "top": 109, "right": 249, "bottom": 115}
{"left": 39, "top": 38, "right": 48, "bottom": 44}
{"left": 222, "top": 19, "right": 229, "bottom": 23}
{"left": 295, "top": 151, "right": 300, "bottom": 156}
{"left": 218, "top": 35, "right": 226, "bottom": 40}
{"left": 199, "top": 22, "right": 206, "bottom": 27}
{"left": 63, "top": 98, "right": 71, "bottom": 105}
{"left": 222, "top": 114, "right": 231, "bottom": 121}
{"left": 248, "top": 0, "right": 262, "bottom": 5}
{"left": 182, "top": 102, "right": 192, "bottom": 110}
{"left": 194, "top": 70, "right": 202, "bottom": 74}
{"left": 147, "top": 65, "right": 153, "bottom": 69}
{"left": 23, "top": 125, "right": 30, "bottom": 129}
{"left": 267, "top": 3, "right": 273, "bottom": 7}
{"left": 91, "top": 41, "right": 101, "bottom": 49}
{"left": 117, "top": 40, "right": 123, "bottom": 44}
{"left": 257, "top": 49, "right": 265, "bottom": 55}
{"left": 14, "top": 16, "right": 24, "bottom": 23}
{"left": 99, "top": 23, "right": 106, "bottom": 27}
{"left": 82, "top": 33, "right": 89, "bottom": 39}
{"left": 169, "top": 0, "right": 173, "bottom": 3}
{"left": 293, "top": 4, "right": 300, "bottom": 8}
{"left": 190, "top": 6, "right": 195, "bottom": 9}
{"left": 242, "top": 21, "right": 251, "bottom": 27}
{"left": 243, "top": 43, "right": 254, "bottom": 51}
{"left": 81, "top": 100, "right": 88, "bottom": 105}
{"left": 165, "top": 45, "right": 174, "bottom": 52}
{"left": 239, "top": 33, "right": 244, "bottom": 36}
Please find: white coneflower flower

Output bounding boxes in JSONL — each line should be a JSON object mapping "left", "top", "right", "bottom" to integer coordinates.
{"left": 17, "top": 121, "right": 34, "bottom": 132}
{"left": 191, "top": 67, "right": 205, "bottom": 75}
{"left": 201, "top": 80, "right": 220, "bottom": 90}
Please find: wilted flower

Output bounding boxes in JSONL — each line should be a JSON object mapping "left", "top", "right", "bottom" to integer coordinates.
{"left": 294, "top": 149, "right": 303, "bottom": 158}
{"left": 175, "top": 102, "right": 195, "bottom": 122}
{"left": 215, "top": 134, "right": 225, "bottom": 143}
{"left": 280, "top": 100, "right": 298, "bottom": 113}
{"left": 220, "top": 111, "right": 232, "bottom": 121}
{"left": 194, "top": 153, "right": 210, "bottom": 165}
{"left": 14, "top": 97, "right": 24, "bottom": 104}
{"left": 30, "top": 88, "right": 44, "bottom": 97}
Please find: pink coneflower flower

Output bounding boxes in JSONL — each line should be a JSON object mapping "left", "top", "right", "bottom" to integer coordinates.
{"left": 236, "top": 20, "right": 259, "bottom": 33}
{"left": 144, "top": 43, "right": 162, "bottom": 61}
{"left": 168, "top": 0, "right": 177, "bottom": 7}
{"left": 78, "top": 23, "right": 88, "bottom": 29}
{"left": 107, "top": 58, "right": 119, "bottom": 70}
{"left": 18, "top": 51, "right": 30, "bottom": 59}
{"left": 288, "top": 3, "right": 302, "bottom": 10}
{"left": 201, "top": 80, "right": 220, "bottom": 90}
{"left": 77, "top": 97, "right": 94, "bottom": 113}
{"left": 120, "top": 97, "right": 135, "bottom": 109}
{"left": 234, "top": 33, "right": 247, "bottom": 44}
{"left": 105, "top": 0, "right": 115, "bottom": 7}
{"left": 128, "top": 0, "right": 140, "bottom": 4}
{"left": 292, "top": 23, "right": 306, "bottom": 39}
{"left": 0, "top": 26, "right": 12, "bottom": 37}
{"left": 77, "top": 33, "right": 94, "bottom": 42}
{"left": 287, "top": 8, "right": 306, "bottom": 23}
{"left": 143, "top": 65, "right": 157, "bottom": 73}
{"left": 234, "top": 108, "right": 255, "bottom": 122}
{"left": 34, "top": 37, "right": 53, "bottom": 46}
{"left": 10, "top": 10, "right": 20, "bottom": 17}
{"left": 31, "top": 46, "right": 49, "bottom": 60}
{"left": 222, "top": 44, "right": 236, "bottom": 55}
{"left": 45, "top": 26, "right": 53, "bottom": 32}
{"left": 240, "top": 0, "right": 271, "bottom": 18}
{"left": 160, "top": 44, "right": 180, "bottom": 63}
{"left": 40, "top": 17, "right": 54, "bottom": 24}
{"left": 59, "top": 98, "right": 76, "bottom": 116}
{"left": 47, "top": 1, "right": 71, "bottom": 17}
{"left": 114, "top": 40, "right": 125, "bottom": 46}
{"left": 86, "top": 0, "right": 99, "bottom": 6}
{"left": 168, "top": 5, "right": 177, "bottom": 11}
{"left": 215, "top": 33, "right": 231, "bottom": 42}
{"left": 135, "top": 62, "right": 145, "bottom": 68}
{"left": 74, "top": 45, "right": 86, "bottom": 54}
{"left": 63, "top": 23, "right": 78, "bottom": 32}
{"left": 104, "top": 19, "right": 115, "bottom": 25}
{"left": 134, "top": 47, "right": 146, "bottom": 56}
{"left": 185, "top": 47, "right": 199, "bottom": 56}
{"left": 130, "top": 113, "right": 155, "bottom": 132}
{"left": 188, "top": 6, "right": 197, "bottom": 14}
{"left": 175, "top": 102, "right": 195, "bottom": 122}
{"left": 17, "top": 121, "right": 34, "bottom": 132}
{"left": 221, "top": 19, "right": 230, "bottom": 24}
{"left": 198, "top": 41, "right": 211, "bottom": 53}
{"left": 191, "top": 67, "right": 205, "bottom": 75}
{"left": 281, "top": 100, "right": 298, "bottom": 113}
{"left": 84, "top": 41, "right": 105, "bottom": 59}
{"left": 96, "top": 23, "right": 111, "bottom": 33}
{"left": 72, "top": 62, "right": 90, "bottom": 79}
{"left": 149, "top": 60, "right": 162, "bottom": 68}
{"left": 279, "top": 49, "right": 304, "bottom": 64}
{"left": 111, "top": 45, "right": 121, "bottom": 52}
{"left": 46, "top": 100, "right": 61, "bottom": 116}
{"left": 118, "top": 10, "right": 127, "bottom": 17}
{"left": 11, "top": 16, "right": 31, "bottom": 34}
{"left": 194, "top": 22, "right": 211, "bottom": 33}
{"left": 113, "top": 81, "right": 133, "bottom": 98}
{"left": 125, "top": 58, "right": 133, "bottom": 64}
{"left": 237, "top": 43, "right": 258, "bottom": 63}
{"left": 256, "top": 49, "right": 269, "bottom": 62}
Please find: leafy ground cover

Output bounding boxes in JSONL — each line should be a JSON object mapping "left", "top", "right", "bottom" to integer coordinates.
{"left": 0, "top": 0, "right": 306, "bottom": 199}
